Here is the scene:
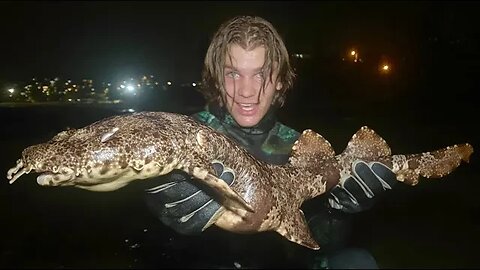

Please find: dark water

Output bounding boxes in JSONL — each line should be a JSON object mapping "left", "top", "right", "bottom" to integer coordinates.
{"left": 0, "top": 87, "right": 479, "bottom": 268}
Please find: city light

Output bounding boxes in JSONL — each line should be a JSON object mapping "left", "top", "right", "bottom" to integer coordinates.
{"left": 292, "top": 53, "right": 310, "bottom": 59}
{"left": 350, "top": 49, "right": 360, "bottom": 62}
{"left": 378, "top": 54, "right": 392, "bottom": 75}
{"left": 379, "top": 62, "right": 391, "bottom": 74}
{"left": 342, "top": 48, "right": 362, "bottom": 63}
{"left": 0, "top": 75, "right": 206, "bottom": 104}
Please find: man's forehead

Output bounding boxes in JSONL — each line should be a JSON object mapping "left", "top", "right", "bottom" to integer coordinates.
{"left": 224, "top": 44, "right": 266, "bottom": 69}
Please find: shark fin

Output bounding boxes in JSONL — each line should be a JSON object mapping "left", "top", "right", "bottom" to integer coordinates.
{"left": 189, "top": 129, "right": 255, "bottom": 215}
{"left": 188, "top": 167, "right": 255, "bottom": 215}
{"left": 288, "top": 129, "right": 336, "bottom": 168}
{"left": 276, "top": 209, "right": 320, "bottom": 250}
{"left": 341, "top": 126, "right": 392, "bottom": 158}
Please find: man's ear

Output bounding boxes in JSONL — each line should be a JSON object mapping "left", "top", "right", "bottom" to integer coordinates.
{"left": 276, "top": 81, "right": 283, "bottom": 91}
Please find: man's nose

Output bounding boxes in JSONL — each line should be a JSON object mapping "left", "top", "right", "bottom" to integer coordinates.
{"left": 237, "top": 77, "right": 257, "bottom": 98}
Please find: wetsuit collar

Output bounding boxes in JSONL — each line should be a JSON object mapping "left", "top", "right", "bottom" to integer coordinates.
{"left": 208, "top": 103, "right": 278, "bottom": 135}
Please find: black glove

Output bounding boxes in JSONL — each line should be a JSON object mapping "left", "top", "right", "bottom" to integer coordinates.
{"left": 329, "top": 160, "right": 397, "bottom": 213}
{"left": 144, "top": 160, "right": 235, "bottom": 235}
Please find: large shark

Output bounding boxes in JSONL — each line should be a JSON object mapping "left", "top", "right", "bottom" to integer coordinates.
{"left": 6, "top": 111, "right": 474, "bottom": 250}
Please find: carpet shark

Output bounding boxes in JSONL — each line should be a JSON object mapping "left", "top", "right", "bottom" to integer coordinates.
{"left": 6, "top": 111, "right": 474, "bottom": 250}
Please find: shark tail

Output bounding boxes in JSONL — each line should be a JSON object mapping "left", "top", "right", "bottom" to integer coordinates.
{"left": 393, "top": 143, "right": 474, "bottom": 185}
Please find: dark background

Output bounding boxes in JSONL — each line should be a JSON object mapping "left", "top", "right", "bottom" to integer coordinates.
{"left": 1, "top": 1, "right": 479, "bottom": 268}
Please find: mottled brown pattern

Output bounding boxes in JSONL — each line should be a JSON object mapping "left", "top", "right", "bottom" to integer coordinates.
{"left": 6, "top": 112, "right": 474, "bottom": 250}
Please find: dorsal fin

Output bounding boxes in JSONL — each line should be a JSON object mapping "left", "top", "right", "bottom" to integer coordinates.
{"left": 288, "top": 129, "right": 335, "bottom": 167}
{"left": 341, "top": 126, "right": 391, "bottom": 158}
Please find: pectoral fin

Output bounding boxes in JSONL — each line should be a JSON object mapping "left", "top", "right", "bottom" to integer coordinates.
{"left": 276, "top": 209, "right": 320, "bottom": 250}
{"left": 188, "top": 166, "right": 255, "bottom": 215}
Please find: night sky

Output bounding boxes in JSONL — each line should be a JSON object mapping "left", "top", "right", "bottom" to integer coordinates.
{"left": 2, "top": 1, "right": 478, "bottom": 84}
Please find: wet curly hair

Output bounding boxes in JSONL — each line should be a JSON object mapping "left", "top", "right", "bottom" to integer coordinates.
{"left": 200, "top": 15, "right": 296, "bottom": 108}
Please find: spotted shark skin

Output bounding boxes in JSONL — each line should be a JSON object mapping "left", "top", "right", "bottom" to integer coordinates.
{"left": 6, "top": 111, "right": 474, "bottom": 250}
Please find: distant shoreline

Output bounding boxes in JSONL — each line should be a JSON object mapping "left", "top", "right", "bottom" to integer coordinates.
{"left": 0, "top": 101, "right": 126, "bottom": 108}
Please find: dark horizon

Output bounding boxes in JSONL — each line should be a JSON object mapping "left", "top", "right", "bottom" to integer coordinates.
{"left": 1, "top": 1, "right": 478, "bottom": 83}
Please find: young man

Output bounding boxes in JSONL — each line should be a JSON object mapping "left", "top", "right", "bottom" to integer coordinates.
{"left": 144, "top": 15, "right": 397, "bottom": 268}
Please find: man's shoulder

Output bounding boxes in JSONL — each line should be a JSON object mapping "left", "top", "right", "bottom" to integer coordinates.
{"left": 273, "top": 121, "right": 301, "bottom": 142}
{"left": 191, "top": 110, "right": 220, "bottom": 125}
{"left": 191, "top": 110, "right": 213, "bottom": 123}
{"left": 190, "top": 110, "right": 223, "bottom": 130}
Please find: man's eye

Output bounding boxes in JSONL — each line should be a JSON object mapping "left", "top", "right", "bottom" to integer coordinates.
{"left": 226, "top": 72, "right": 239, "bottom": 78}
{"left": 255, "top": 73, "right": 265, "bottom": 80}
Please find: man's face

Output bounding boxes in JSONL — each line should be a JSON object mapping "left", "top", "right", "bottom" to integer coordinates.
{"left": 222, "top": 44, "right": 281, "bottom": 128}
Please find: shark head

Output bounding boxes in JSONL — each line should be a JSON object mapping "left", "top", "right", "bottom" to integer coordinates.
{"left": 7, "top": 112, "right": 190, "bottom": 191}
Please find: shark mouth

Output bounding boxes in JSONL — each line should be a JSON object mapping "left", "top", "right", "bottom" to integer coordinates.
{"left": 35, "top": 172, "right": 76, "bottom": 186}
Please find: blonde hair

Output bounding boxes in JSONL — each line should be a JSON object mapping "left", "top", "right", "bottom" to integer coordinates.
{"left": 200, "top": 15, "right": 296, "bottom": 107}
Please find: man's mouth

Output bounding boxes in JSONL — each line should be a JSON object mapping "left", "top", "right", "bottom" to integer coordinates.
{"left": 236, "top": 102, "right": 259, "bottom": 115}
{"left": 239, "top": 103, "right": 255, "bottom": 111}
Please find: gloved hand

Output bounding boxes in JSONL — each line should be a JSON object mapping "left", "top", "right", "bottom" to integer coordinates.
{"left": 328, "top": 160, "right": 397, "bottom": 213}
{"left": 144, "top": 160, "right": 235, "bottom": 235}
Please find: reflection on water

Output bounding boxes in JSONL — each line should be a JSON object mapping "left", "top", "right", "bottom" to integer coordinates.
{"left": 0, "top": 99, "right": 478, "bottom": 268}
